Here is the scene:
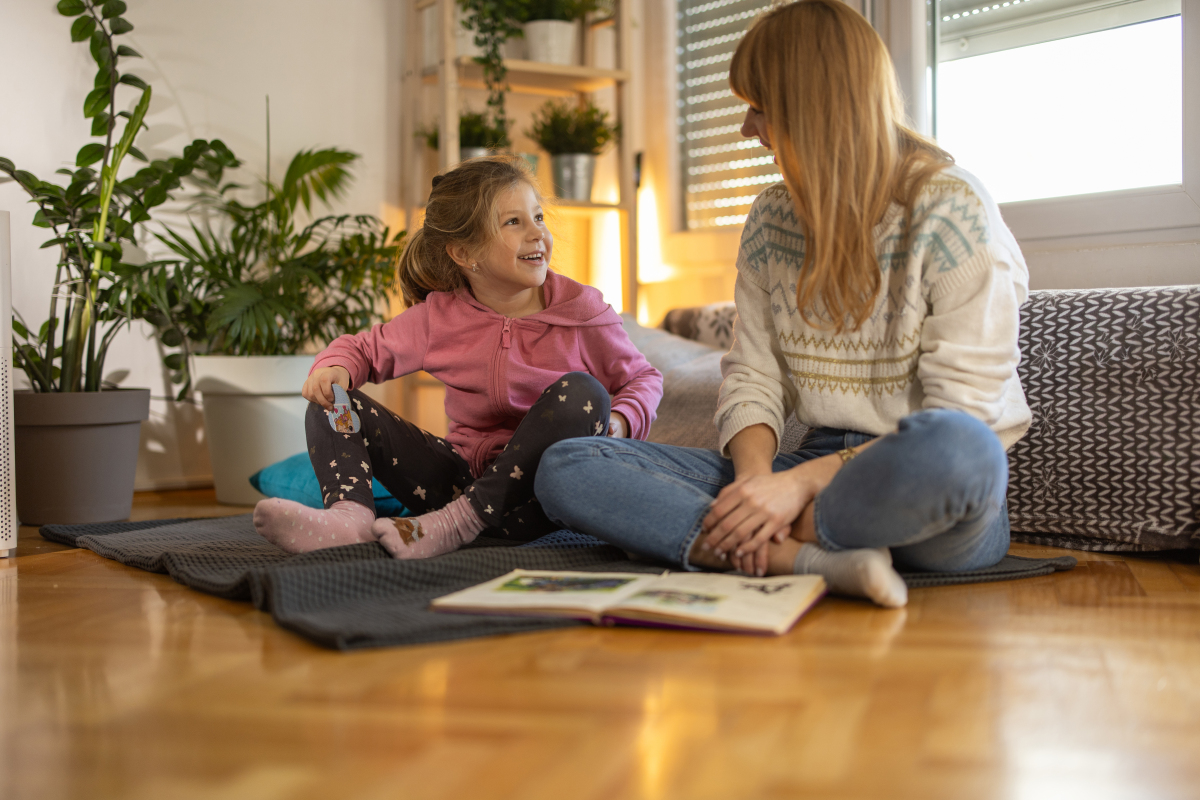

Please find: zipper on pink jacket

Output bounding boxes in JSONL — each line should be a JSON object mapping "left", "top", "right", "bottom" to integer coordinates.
{"left": 489, "top": 318, "right": 513, "bottom": 420}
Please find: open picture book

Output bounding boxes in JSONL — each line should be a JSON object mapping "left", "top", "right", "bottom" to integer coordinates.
{"left": 430, "top": 570, "right": 827, "bottom": 635}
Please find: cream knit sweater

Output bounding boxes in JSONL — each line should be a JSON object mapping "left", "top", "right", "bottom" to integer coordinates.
{"left": 716, "top": 166, "right": 1031, "bottom": 456}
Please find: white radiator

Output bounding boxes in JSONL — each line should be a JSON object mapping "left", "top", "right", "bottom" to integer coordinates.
{"left": 0, "top": 212, "right": 16, "bottom": 557}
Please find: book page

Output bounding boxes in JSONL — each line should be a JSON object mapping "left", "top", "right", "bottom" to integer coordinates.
{"left": 605, "top": 573, "right": 826, "bottom": 635}
{"left": 430, "top": 570, "right": 663, "bottom": 621}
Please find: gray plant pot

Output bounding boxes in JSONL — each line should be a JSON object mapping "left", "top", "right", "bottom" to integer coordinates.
{"left": 14, "top": 388, "right": 150, "bottom": 524}
{"left": 551, "top": 154, "right": 596, "bottom": 201}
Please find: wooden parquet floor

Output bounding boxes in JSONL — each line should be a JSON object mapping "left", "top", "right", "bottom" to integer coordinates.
{"left": 2, "top": 489, "right": 1198, "bottom": 800}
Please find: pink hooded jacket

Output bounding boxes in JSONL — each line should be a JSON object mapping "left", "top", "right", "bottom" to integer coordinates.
{"left": 312, "top": 271, "right": 663, "bottom": 477}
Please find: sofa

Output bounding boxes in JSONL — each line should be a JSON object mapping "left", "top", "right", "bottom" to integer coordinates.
{"left": 621, "top": 285, "right": 1200, "bottom": 553}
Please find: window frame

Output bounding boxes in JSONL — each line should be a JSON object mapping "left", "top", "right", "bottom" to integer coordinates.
{"left": 908, "top": 0, "right": 1200, "bottom": 246}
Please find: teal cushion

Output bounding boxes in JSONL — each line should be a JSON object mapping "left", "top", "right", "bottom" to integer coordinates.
{"left": 249, "top": 452, "right": 410, "bottom": 517}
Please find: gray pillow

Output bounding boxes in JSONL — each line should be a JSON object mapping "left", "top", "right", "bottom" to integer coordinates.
{"left": 622, "top": 314, "right": 806, "bottom": 452}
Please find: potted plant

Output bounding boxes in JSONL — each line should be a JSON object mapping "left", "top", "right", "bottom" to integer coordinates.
{"left": 132, "top": 144, "right": 405, "bottom": 504}
{"left": 527, "top": 98, "right": 619, "bottom": 201}
{"left": 418, "top": 112, "right": 510, "bottom": 161}
{"left": 457, "top": 0, "right": 525, "bottom": 149}
{"left": 521, "top": 0, "right": 605, "bottom": 65}
{"left": 0, "top": 0, "right": 234, "bottom": 524}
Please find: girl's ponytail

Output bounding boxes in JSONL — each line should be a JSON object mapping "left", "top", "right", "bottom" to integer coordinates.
{"left": 396, "top": 155, "right": 544, "bottom": 307}
{"left": 396, "top": 226, "right": 459, "bottom": 307}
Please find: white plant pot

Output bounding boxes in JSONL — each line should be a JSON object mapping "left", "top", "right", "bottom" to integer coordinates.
{"left": 525, "top": 20, "right": 577, "bottom": 65}
{"left": 193, "top": 354, "right": 315, "bottom": 505}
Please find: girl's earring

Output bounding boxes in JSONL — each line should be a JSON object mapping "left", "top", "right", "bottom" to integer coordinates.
{"left": 470, "top": 262, "right": 480, "bottom": 273}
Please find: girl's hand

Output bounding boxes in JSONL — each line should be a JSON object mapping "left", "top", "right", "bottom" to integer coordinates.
{"left": 303, "top": 366, "right": 351, "bottom": 410}
{"left": 702, "top": 455, "right": 842, "bottom": 574}
{"left": 607, "top": 411, "right": 630, "bottom": 438}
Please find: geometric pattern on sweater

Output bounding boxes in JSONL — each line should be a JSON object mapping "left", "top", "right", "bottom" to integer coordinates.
{"left": 737, "top": 175, "right": 995, "bottom": 398}
{"left": 1007, "top": 286, "right": 1200, "bottom": 552}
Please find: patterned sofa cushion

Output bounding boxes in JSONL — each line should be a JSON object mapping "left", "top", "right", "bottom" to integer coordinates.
{"left": 650, "top": 286, "right": 1200, "bottom": 552}
{"left": 1007, "top": 287, "right": 1200, "bottom": 552}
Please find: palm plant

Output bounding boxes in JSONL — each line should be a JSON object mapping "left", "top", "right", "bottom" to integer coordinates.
{"left": 132, "top": 147, "right": 405, "bottom": 399}
{"left": 0, "top": 0, "right": 234, "bottom": 392}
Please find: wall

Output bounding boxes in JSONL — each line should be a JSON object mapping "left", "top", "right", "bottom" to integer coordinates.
{"left": 0, "top": 0, "right": 402, "bottom": 490}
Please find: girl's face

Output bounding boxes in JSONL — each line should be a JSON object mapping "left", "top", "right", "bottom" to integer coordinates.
{"left": 470, "top": 182, "right": 553, "bottom": 293}
{"left": 741, "top": 105, "right": 774, "bottom": 154}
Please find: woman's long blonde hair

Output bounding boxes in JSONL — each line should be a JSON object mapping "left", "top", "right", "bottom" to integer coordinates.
{"left": 729, "top": 0, "right": 952, "bottom": 333}
{"left": 397, "top": 155, "right": 544, "bottom": 306}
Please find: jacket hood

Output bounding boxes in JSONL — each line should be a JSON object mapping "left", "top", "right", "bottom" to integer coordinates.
{"left": 455, "top": 270, "right": 622, "bottom": 328}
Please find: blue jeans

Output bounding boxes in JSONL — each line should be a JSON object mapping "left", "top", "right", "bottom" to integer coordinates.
{"left": 536, "top": 409, "right": 1011, "bottom": 572}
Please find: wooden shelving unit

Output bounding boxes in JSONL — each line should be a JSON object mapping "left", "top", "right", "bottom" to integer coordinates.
{"left": 398, "top": 0, "right": 638, "bottom": 427}
{"left": 400, "top": 0, "right": 637, "bottom": 313}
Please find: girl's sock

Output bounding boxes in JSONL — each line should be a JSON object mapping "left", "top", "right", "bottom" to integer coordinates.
{"left": 253, "top": 498, "right": 376, "bottom": 553}
{"left": 792, "top": 543, "right": 908, "bottom": 608}
{"left": 372, "top": 495, "right": 486, "bottom": 560}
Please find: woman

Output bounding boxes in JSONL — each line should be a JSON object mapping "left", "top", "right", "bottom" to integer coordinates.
{"left": 536, "top": 0, "right": 1030, "bottom": 607}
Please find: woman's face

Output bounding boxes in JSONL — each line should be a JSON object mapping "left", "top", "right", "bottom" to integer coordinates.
{"left": 741, "top": 105, "right": 773, "bottom": 152}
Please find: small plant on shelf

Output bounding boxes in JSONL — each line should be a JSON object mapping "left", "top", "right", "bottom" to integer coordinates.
{"left": 456, "top": 0, "right": 525, "bottom": 148}
{"left": 417, "top": 112, "right": 510, "bottom": 152}
{"left": 522, "top": 0, "right": 607, "bottom": 22}
{"left": 526, "top": 98, "right": 619, "bottom": 156}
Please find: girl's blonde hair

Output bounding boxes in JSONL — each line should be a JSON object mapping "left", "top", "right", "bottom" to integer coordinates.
{"left": 729, "top": 0, "right": 952, "bottom": 333}
{"left": 397, "top": 155, "right": 544, "bottom": 306}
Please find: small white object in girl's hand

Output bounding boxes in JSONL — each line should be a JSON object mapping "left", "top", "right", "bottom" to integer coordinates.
{"left": 327, "top": 384, "right": 361, "bottom": 434}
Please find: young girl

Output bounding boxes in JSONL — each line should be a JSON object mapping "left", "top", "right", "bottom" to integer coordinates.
{"left": 536, "top": 0, "right": 1030, "bottom": 607}
{"left": 253, "top": 156, "right": 663, "bottom": 559}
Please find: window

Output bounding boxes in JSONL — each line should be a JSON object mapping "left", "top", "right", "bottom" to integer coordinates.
{"left": 934, "top": 0, "right": 1183, "bottom": 203}
{"left": 675, "top": 0, "right": 778, "bottom": 230}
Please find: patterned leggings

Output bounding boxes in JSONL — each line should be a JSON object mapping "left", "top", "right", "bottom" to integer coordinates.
{"left": 304, "top": 371, "right": 612, "bottom": 542}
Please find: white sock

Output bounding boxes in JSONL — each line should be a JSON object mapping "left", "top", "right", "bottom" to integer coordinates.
{"left": 792, "top": 543, "right": 908, "bottom": 608}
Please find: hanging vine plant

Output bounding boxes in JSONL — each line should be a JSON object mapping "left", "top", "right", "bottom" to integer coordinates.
{"left": 456, "top": 0, "right": 526, "bottom": 148}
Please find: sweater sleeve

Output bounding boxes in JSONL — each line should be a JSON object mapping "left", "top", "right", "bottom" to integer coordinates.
{"left": 918, "top": 244, "right": 1024, "bottom": 428}
{"left": 310, "top": 302, "right": 431, "bottom": 389}
{"left": 714, "top": 271, "right": 796, "bottom": 458}
{"left": 578, "top": 323, "right": 664, "bottom": 441}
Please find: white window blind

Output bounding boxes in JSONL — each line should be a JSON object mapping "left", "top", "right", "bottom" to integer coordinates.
{"left": 937, "top": 0, "right": 1181, "bottom": 61}
{"left": 676, "top": 0, "right": 779, "bottom": 230}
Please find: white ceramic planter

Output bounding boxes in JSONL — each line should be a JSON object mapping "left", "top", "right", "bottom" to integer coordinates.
{"left": 193, "top": 355, "right": 315, "bottom": 505}
{"left": 525, "top": 20, "right": 577, "bottom": 65}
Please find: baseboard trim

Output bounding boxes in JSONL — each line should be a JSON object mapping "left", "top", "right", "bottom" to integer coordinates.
{"left": 133, "top": 476, "right": 215, "bottom": 493}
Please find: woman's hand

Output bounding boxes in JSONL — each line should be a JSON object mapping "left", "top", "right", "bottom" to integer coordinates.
{"left": 607, "top": 411, "right": 630, "bottom": 438}
{"left": 302, "top": 365, "right": 351, "bottom": 410}
{"left": 703, "top": 454, "right": 843, "bottom": 576}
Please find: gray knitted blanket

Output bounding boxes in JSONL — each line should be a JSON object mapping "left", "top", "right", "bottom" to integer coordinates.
{"left": 41, "top": 516, "right": 1075, "bottom": 650}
